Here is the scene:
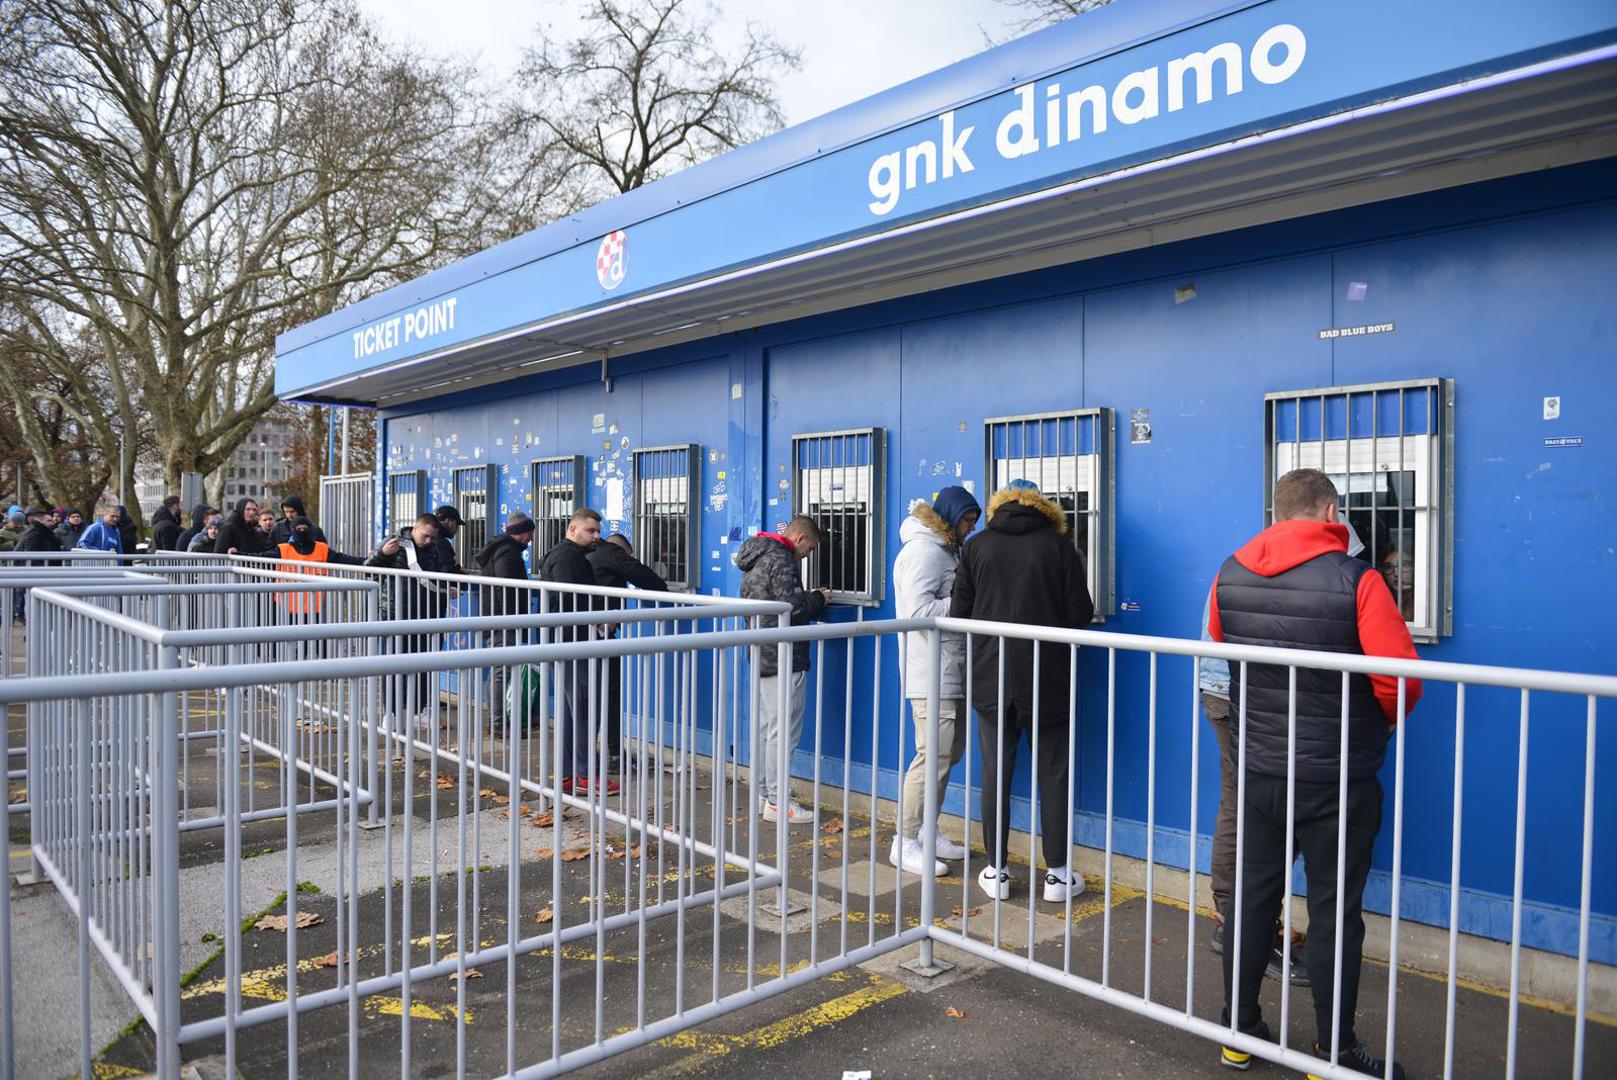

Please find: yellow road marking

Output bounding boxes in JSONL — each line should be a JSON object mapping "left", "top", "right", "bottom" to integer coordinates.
{"left": 643, "top": 972, "right": 908, "bottom": 1076}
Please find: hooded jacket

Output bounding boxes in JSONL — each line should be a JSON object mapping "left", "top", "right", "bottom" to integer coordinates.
{"left": 54, "top": 517, "right": 87, "bottom": 546}
{"left": 188, "top": 526, "right": 220, "bottom": 552}
{"left": 215, "top": 499, "right": 272, "bottom": 556}
{"left": 268, "top": 496, "right": 325, "bottom": 547}
{"left": 114, "top": 506, "right": 139, "bottom": 556}
{"left": 1208, "top": 518, "right": 1422, "bottom": 783}
{"left": 537, "top": 537, "right": 601, "bottom": 643}
{"left": 588, "top": 540, "right": 669, "bottom": 598}
{"left": 175, "top": 504, "right": 212, "bottom": 552}
{"left": 151, "top": 505, "right": 183, "bottom": 551}
{"left": 474, "top": 533, "right": 531, "bottom": 618}
{"left": 74, "top": 517, "right": 123, "bottom": 553}
{"left": 893, "top": 503, "right": 968, "bottom": 699}
{"left": 16, "top": 519, "right": 63, "bottom": 558}
{"left": 949, "top": 487, "right": 1094, "bottom": 723}
{"left": 736, "top": 532, "right": 826, "bottom": 678}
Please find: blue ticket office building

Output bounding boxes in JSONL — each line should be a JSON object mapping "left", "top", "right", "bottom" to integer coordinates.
{"left": 277, "top": 1, "right": 1617, "bottom": 966}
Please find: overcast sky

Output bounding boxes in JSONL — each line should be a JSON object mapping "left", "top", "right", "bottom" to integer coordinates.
{"left": 357, "top": 0, "right": 1032, "bottom": 126}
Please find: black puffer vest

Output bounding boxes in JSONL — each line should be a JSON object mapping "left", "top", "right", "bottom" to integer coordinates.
{"left": 1216, "top": 551, "right": 1388, "bottom": 783}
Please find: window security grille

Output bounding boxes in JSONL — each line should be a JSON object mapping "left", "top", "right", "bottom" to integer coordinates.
{"left": 792, "top": 428, "right": 886, "bottom": 605}
{"left": 451, "top": 464, "right": 498, "bottom": 567}
{"left": 529, "top": 456, "right": 587, "bottom": 575}
{"left": 984, "top": 409, "right": 1114, "bottom": 619}
{"left": 1266, "top": 378, "right": 1453, "bottom": 641}
{"left": 632, "top": 445, "right": 699, "bottom": 592}
{"left": 386, "top": 470, "right": 428, "bottom": 536}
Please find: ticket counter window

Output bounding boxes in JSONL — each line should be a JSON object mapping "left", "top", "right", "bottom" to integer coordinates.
{"left": 1266, "top": 378, "right": 1453, "bottom": 641}
{"left": 451, "top": 464, "right": 498, "bottom": 566}
{"left": 529, "top": 455, "right": 586, "bottom": 574}
{"left": 386, "top": 469, "right": 428, "bottom": 535}
{"left": 792, "top": 428, "right": 886, "bottom": 605}
{"left": 633, "top": 444, "right": 699, "bottom": 591}
{"left": 984, "top": 409, "right": 1114, "bottom": 618}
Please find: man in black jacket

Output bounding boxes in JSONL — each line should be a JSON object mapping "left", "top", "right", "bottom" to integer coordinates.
{"left": 432, "top": 504, "right": 467, "bottom": 575}
{"left": 268, "top": 495, "right": 325, "bottom": 547}
{"left": 368, "top": 513, "right": 453, "bottom": 731}
{"left": 175, "top": 503, "right": 213, "bottom": 552}
{"left": 54, "top": 509, "right": 85, "bottom": 548}
{"left": 950, "top": 480, "right": 1093, "bottom": 904}
{"left": 215, "top": 499, "right": 273, "bottom": 556}
{"left": 151, "top": 496, "right": 184, "bottom": 551}
{"left": 11, "top": 507, "right": 63, "bottom": 618}
{"left": 1208, "top": 469, "right": 1421, "bottom": 1079}
{"left": 735, "top": 516, "right": 830, "bottom": 825}
{"left": 475, "top": 514, "right": 535, "bottom": 732}
{"left": 537, "top": 507, "right": 612, "bottom": 795}
{"left": 588, "top": 532, "right": 669, "bottom": 768}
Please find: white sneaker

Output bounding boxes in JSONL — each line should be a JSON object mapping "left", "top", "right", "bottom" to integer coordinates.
{"left": 977, "top": 864, "right": 1012, "bottom": 901}
{"left": 1042, "top": 866, "right": 1087, "bottom": 903}
{"left": 414, "top": 708, "right": 437, "bottom": 736}
{"left": 760, "top": 800, "right": 813, "bottom": 826}
{"left": 889, "top": 836, "right": 947, "bottom": 877}
{"left": 931, "top": 830, "right": 968, "bottom": 861}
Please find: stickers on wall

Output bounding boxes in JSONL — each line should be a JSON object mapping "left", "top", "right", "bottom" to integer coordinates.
{"left": 592, "top": 413, "right": 606, "bottom": 433}
{"left": 1346, "top": 281, "right": 1369, "bottom": 302}
{"left": 1317, "top": 322, "right": 1395, "bottom": 340}
{"left": 958, "top": 421, "right": 968, "bottom": 433}
{"left": 604, "top": 478, "right": 625, "bottom": 520}
{"left": 1130, "top": 408, "right": 1152, "bottom": 445}
{"left": 621, "top": 436, "right": 630, "bottom": 449}
{"left": 609, "top": 423, "right": 619, "bottom": 435}
{"left": 1544, "top": 436, "right": 1583, "bottom": 448}
{"left": 1174, "top": 282, "right": 1197, "bottom": 304}
{"left": 731, "top": 382, "right": 743, "bottom": 400}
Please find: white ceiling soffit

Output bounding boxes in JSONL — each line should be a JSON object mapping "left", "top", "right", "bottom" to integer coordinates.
{"left": 362, "top": 50, "right": 1617, "bottom": 408}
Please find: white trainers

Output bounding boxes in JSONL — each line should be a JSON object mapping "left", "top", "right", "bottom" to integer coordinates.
{"left": 931, "top": 830, "right": 968, "bottom": 861}
{"left": 1042, "top": 866, "right": 1087, "bottom": 903}
{"left": 889, "top": 836, "right": 947, "bottom": 877}
{"left": 413, "top": 708, "right": 437, "bottom": 736}
{"left": 977, "top": 864, "right": 1012, "bottom": 901}
{"left": 760, "top": 800, "right": 813, "bottom": 826}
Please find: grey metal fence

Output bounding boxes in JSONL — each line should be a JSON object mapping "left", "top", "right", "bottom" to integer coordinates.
{"left": 0, "top": 560, "right": 1611, "bottom": 1079}
{"left": 319, "top": 473, "right": 376, "bottom": 557}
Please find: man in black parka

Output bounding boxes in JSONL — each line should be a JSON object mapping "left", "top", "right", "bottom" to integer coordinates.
{"left": 587, "top": 531, "right": 669, "bottom": 768}
{"left": 950, "top": 479, "right": 1093, "bottom": 905}
{"left": 475, "top": 514, "right": 535, "bottom": 732}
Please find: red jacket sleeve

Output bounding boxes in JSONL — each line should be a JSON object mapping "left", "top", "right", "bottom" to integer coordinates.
{"left": 1206, "top": 575, "right": 1224, "bottom": 642}
{"left": 1355, "top": 571, "right": 1423, "bottom": 722}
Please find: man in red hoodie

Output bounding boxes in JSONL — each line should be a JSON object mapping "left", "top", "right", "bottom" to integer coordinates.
{"left": 1208, "top": 468, "right": 1421, "bottom": 1079}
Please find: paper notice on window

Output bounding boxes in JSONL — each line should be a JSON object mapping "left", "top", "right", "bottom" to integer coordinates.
{"left": 604, "top": 477, "right": 625, "bottom": 521}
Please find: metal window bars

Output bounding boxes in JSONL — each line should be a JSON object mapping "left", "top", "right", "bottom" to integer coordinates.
{"left": 632, "top": 444, "right": 700, "bottom": 592}
{"left": 319, "top": 473, "right": 375, "bottom": 557}
{"left": 386, "top": 469, "right": 429, "bottom": 537}
{"left": 1265, "top": 378, "right": 1454, "bottom": 641}
{"left": 984, "top": 409, "right": 1114, "bottom": 618}
{"left": 792, "top": 428, "right": 887, "bottom": 605}
{"left": 528, "top": 456, "right": 587, "bottom": 575}
{"left": 451, "top": 464, "right": 499, "bottom": 568}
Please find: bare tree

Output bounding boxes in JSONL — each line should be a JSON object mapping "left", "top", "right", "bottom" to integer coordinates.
{"left": 508, "top": 0, "right": 802, "bottom": 204}
{"left": 996, "top": 0, "right": 1116, "bottom": 35}
{"left": 0, "top": 0, "right": 491, "bottom": 523}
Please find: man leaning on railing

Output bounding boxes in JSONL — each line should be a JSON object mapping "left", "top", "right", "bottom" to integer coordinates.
{"left": 369, "top": 512, "right": 453, "bottom": 734}
{"left": 1207, "top": 467, "right": 1423, "bottom": 1080}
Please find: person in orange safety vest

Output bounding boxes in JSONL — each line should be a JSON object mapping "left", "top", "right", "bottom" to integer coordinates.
{"left": 275, "top": 516, "right": 366, "bottom": 614}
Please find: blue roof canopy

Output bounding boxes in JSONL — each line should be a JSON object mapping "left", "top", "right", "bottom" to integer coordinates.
{"left": 276, "top": 0, "right": 1617, "bottom": 403}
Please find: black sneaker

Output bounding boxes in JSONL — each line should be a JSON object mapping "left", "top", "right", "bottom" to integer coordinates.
{"left": 1219, "top": 1019, "right": 1272, "bottom": 1071}
{"left": 1267, "top": 940, "right": 1309, "bottom": 986}
{"left": 1308, "top": 1040, "right": 1405, "bottom": 1080}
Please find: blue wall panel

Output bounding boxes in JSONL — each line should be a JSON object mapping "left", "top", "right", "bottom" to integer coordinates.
{"left": 376, "top": 162, "right": 1617, "bottom": 960}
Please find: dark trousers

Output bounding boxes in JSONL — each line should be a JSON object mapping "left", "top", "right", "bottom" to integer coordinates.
{"left": 976, "top": 704, "right": 1073, "bottom": 869}
{"left": 555, "top": 658, "right": 596, "bottom": 781}
{"left": 605, "top": 656, "right": 623, "bottom": 762}
{"left": 1222, "top": 771, "right": 1381, "bottom": 1047}
{"left": 385, "top": 633, "right": 434, "bottom": 717}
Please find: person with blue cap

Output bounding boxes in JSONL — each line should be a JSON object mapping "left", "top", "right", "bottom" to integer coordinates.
{"left": 950, "top": 476, "right": 1094, "bottom": 903}
{"left": 890, "top": 485, "right": 981, "bottom": 876}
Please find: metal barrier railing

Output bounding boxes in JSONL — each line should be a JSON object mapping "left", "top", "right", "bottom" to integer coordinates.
{"left": 0, "top": 561, "right": 1610, "bottom": 1079}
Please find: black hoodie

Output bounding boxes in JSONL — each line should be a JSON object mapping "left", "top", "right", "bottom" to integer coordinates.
{"left": 215, "top": 498, "right": 272, "bottom": 556}
{"left": 151, "top": 504, "right": 183, "bottom": 551}
{"left": 175, "top": 503, "right": 212, "bottom": 552}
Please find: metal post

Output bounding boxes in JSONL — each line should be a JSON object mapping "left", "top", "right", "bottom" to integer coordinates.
{"left": 153, "top": 636, "right": 182, "bottom": 1076}
{"left": 917, "top": 629, "right": 942, "bottom": 969}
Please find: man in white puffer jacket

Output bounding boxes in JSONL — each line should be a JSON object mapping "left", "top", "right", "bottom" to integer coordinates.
{"left": 891, "top": 485, "right": 981, "bottom": 876}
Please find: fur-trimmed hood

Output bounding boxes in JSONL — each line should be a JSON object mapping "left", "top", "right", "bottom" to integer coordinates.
{"left": 986, "top": 486, "right": 1067, "bottom": 535}
{"left": 902, "top": 500, "right": 957, "bottom": 547}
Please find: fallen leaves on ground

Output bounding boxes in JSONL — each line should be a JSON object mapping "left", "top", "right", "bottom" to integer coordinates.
{"left": 477, "top": 787, "right": 510, "bottom": 806}
{"left": 312, "top": 950, "right": 355, "bottom": 969}
{"left": 560, "top": 848, "right": 590, "bottom": 862}
{"left": 951, "top": 906, "right": 982, "bottom": 918}
{"left": 529, "top": 810, "right": 555, "bottom": 828}
{"left": 254, "top": 911, "right": 323, "bottom": 932}
{"left": 822, "top": 848, "right": 842, "bottom": 860}
{"left": 821, "top": 818, "right": 844, "bottom": 835}
{"left": 535, "top": 848, "right": 553, "bottom": 860}
{"left": 443, "top": 952, "right": 482, "bottom": 980}
{"left": 535, "top": 908, "right": 554, "bottom": 925}
{"left": 434, "top": 775, "right": 455, "bottom": 790}
{"left": 944, "top": 1007, "right": 966, "bottom": 1019}
{"left": 7, "top": 788, "right": 25, "bottom": 805}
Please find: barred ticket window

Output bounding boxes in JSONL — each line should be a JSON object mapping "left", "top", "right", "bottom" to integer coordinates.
{"left": 1266, "top": 378, "right": 1454, "bottom": 642}
{"left": 451, "top": 464, "right": 498, "bottom": 567}
{"left": 386, "top": 469, "right": 428, "bottom": 535}
{"left": 529, "top": 455, "right": 586, "bottom": 575}
{"left": 633, "top": 445, "right": 699, "bottom": 592}
{"left": 985, "top": 409, "right": 1114, "bottom": 619}
{"left": 792, "top": 428, "right": 887, "bottom": 605}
